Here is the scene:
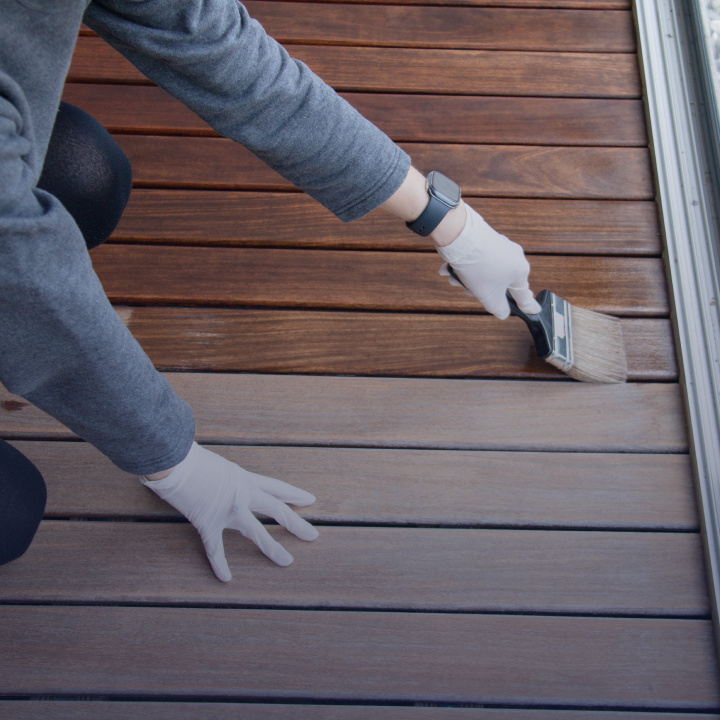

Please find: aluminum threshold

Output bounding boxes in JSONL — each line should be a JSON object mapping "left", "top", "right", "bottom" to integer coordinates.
{"left": 635, "top": 0, "right": 720, "bottom": 657}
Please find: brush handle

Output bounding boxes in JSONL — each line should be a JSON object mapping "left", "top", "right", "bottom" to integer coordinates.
{"left": 447, "top": 264, "right": 554, "bottom": 359}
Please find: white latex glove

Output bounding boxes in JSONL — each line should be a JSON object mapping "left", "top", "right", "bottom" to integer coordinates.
{"left": 140, "top": 442, "right": 318, "bottom": 582}
{"left": 437, "top": 205, "right": 542, "bottom": 320}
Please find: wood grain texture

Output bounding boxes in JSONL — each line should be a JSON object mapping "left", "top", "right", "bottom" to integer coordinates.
{"left": 90, "top": 246, "right": 669, "bottom": 316}
{"left": 1, "top": 523, "right": 708, "bottom": 616}
{"left": 244, "top": 3, "right": 636, "bottom": 52}
{"left": 69, "top": 37, "right": 642, "bottom": 98}
{"left": 112, "top": 191, "right": 661, "bottom": 255}
{"left": 3, "top": 706, "right": 719, "bottom": 720}
{"left": 0, "top": 374, "right": 689, "bottom": 452}
{"left": 62, "top": 84, "right": 648, "bottom": 147}
{"left": 1, "top": 607, "right": 717, "bottom": 707}
{"left": 115, "top": 135, "right": 654, "bottom": 200}
{"left": 113, "top": 307, "right": 676, "bottom": 380}
{"left": 15, "top": 441, "right": 697, "bottom": 529}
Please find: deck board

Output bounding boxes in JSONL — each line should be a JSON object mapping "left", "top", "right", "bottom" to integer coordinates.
{"left": 2, "top": 607, "right": 717, "bottom": 707}
{"left": 242, "top": 3, "right": 639, "bottom": 52}
{"left": 112, "top": 309, "right": 676, "bottom": 380}
{"left": 0, "top": 374, "right": 688, "bottom": 452}
{"left": 89, "top": 246, "right": 669, "bottom": 316}
{"left": 69, "top": 37, "right": 642, "bottom": 97}
{"left": 4, "top": 705, "right": 720, "bottom": 720}
{"left": 115, "top": 136, "right": 654, "bottom": 199}
{"left": 15, "top": 442, "right": 697, "bottom": 529}
{"left": 112, "top": 192, "right": 661, "bottom": 255}
{"left": 0, "top": 523, "right": 708, "bottom": 615}
{"left": 62, "top": 84, "right": 649, "bottom": 146}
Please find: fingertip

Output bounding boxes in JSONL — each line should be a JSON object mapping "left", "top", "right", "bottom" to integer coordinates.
{"left": 273, "top": 547, "right": 294, "bottom": 566}
{"left": 301, "top": 524, "right": 319, "bottom": 541}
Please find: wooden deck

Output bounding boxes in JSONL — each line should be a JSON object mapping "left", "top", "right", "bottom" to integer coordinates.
{"left": 1, "top": 0, "right": 719, "bottom": 716}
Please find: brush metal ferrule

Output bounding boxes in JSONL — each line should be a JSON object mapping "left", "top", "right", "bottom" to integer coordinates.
{"left": 545, "top": 293, "right": 574, "bottom": 372}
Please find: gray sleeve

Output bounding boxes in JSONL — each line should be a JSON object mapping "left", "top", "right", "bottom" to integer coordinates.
{"left": 83, "top": 0, "right": 411, "bottom": 222}
{"left": 0, "top": 73, "right": 195, "bottom": 475}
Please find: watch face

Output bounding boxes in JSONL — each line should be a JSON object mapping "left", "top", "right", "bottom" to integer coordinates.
{"left": 428, "top": 171, "right": 462, "bottom": 206}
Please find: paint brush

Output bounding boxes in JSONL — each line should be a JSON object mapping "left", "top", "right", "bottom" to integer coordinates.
{"left": 447, "top": 267, "right": 627, "bottom": 383}
{"left": 506, "top": 289, "right": 627, "bottom": 383}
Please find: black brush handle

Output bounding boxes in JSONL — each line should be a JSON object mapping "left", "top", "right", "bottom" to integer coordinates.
{"left": 447, "top": 264, "right": 554, "bottom": 359}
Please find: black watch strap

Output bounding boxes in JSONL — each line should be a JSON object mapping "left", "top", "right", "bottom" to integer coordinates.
{"left": 406, "top": 194, "right": 454, "bottom": 237}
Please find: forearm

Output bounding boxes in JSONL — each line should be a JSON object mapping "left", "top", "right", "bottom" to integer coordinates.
{"left": 86, "top": 0, "right": 410, "bottom": 222}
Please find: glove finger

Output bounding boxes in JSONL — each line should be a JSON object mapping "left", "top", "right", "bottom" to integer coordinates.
{"left": 508, "top": 285, "right": 542, "bottom": 315}
{"left": 233, "top": 509, "right": 294, "bottom": 566}
{"left": 202, "top": 530, "right": 232, "bottom": 583}
{"left": 438, "top": 262, "right": 451, "bottom": 277}
{"left": 480, "top": 287, "right": 511, "bottom": 320}
{"left": 250, "top": 473, "right": 316, "bottom": 507}
{"left": 251, "top": 491, "right": 319, "bottom": 541}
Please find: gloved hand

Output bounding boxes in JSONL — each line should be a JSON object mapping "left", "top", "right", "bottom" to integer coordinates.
{"left": 437, "top": 205, "right": 542, "bottom": 319}
{"left": 140, "top": 442, "right": 318, "bottom": 582}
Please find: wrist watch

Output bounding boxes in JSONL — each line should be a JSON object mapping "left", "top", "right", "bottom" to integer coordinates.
{"left": 406, "top": 171, "right": 462, "bottom": 237}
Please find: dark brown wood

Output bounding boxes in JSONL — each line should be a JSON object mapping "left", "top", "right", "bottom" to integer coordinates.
{"left": 243, "top": 2, "right": 636, "bottom": 52}
{"left": 263, "top": 0, "right": 632, "bottom": 7}
{"left": 0, "top": 375, "right": 689, "bottom": 452}
{"left": 1, "top": 523, "right": 707, "bottom": 616}
{"left": 69, "top": 37, "right": 642, "bottom": 98}
{"left": 3, "top": 705, "right": 719, "bottom": 720}
{"left": 114, "top": 135, "right": 654, "bottom": 200}
{"left": 62, "top": 84, "right": 648, "bottom": 147}
{"left": 90, "top": 246, "right": 669, "bottom": 316}
{"left": 1, "top": 607, "right": 717, "bottom": 706}
{"left": 112, "top": 307, "right": 676, "bottom": 380}
{"left": 112, "top": 191, "right": 661, "bottom": 255}
{"left": 13, "top": 441, "right": 697, "bottom": 529}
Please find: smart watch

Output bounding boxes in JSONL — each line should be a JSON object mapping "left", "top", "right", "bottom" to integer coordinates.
{"left": 406, "top": 171, "right": 462, "bottom": 237}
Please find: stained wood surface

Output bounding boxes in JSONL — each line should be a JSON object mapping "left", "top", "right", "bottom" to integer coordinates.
{"left": 90, "top": 246, "right": 669, "bottom": 316}
{"left": 112, "top": 191, "right": 661, "bottom": 255}
{"left": 259, "top": 0, "right": 632, "bottom": 6}
{"left": 0, "top": 375, "right": 688, "bottom": 452}
{"left": 243, "top": 3, "right": 635, "bottom": 52}
{"left": 112, "top": 308, "right": 676, "bottom": 380}
{"left": 5, "top": 707, "right": 720, "bottom": 720}
{"left": 115, "top": 135, "right": 654, "bottom": 200}
{"left": 69, "top": 37, "right": 642, "bottom": 98}
{"left": 62, "top": 84, "right": 648, "bottom": 147}
{"left": 0, "top": 523, "right": 707, "bottom": 615}
{"left": 1, "top": 607, "right": 717, "bottom": 707}
{"left": 14, "top": 441, "right": 696, "bottom": 529}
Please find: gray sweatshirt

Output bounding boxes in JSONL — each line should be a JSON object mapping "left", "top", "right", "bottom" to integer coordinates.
{"left": 0, "top": 0, "right": 410, "bottom": 473}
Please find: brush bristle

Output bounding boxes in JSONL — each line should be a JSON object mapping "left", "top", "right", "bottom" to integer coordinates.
{"left": 566, "top": 305, "right": 627, "bottom": 383}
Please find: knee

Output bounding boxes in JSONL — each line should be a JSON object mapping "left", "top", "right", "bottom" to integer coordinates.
{"left": 0, "top": 440, "right": 47, "bottom": 566}
{"left": 38, "top": 102, "right": 132, "bottom": 250}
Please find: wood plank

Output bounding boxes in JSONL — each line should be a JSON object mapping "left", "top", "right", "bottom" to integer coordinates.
{"left": 13, "top": 441, "right": 699, "bottom": 529}
{"left": 243, "top": 3, "right": 636, "bottom": 52}
{"left": 62, "top": 84, "right": 649, "bottom": 147}
{"left": 0, "top": 523, "right": 708, "bottom": 616}
{"left": 0, "top": 374, "right": 689, "bottom": 452}
{"left": 1, "top": 607, "right": 717, "bottom": 707}
{"left": 90, "top": 246, "right": 669, "bottom": 317}
{"left": 112, "top": 191, "right": 661, "bottom": 256}
{"left": 114, "top": 308, "right": 676, "bottom": 380}
{"left": 69, "top": 37, "right": 642, "bottom": 98}
{"left": 4, "top": 706, "right": 720, "bottom": 720}
{"left": 114, "top": 136, "right": 654, "bottom": 200}
{"left": 261, "top": 0, "right": 633, "bottom": 7}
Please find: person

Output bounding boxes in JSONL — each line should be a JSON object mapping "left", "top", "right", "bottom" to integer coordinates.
{"left": 0, "top": 0, "right": 541, "bottom": 581}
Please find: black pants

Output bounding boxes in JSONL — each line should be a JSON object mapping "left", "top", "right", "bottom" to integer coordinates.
{"left": 0, "top": 103, "right": 132, "bottom": 566}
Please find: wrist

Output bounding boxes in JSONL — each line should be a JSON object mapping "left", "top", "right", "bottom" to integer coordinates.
{"left": 430, "top": 201, "right": 467, "bottom": 247}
